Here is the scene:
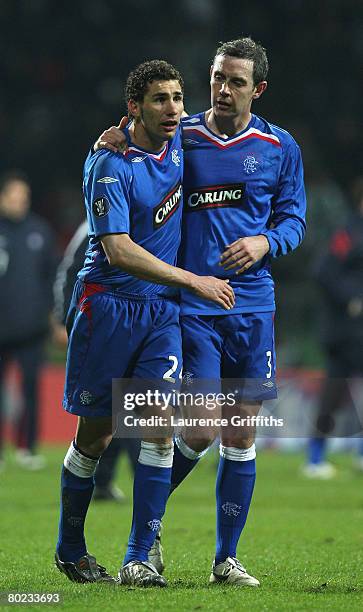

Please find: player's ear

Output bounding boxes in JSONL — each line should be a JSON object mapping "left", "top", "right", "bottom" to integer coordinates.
{"left": 210, "top": 64, "right": 214, "bottom": 78}
{"left": 252, "top": 81, "right": 267, "bottom": 99}
{"left": 128, "top": 99, "right": 139, "bottom": 120}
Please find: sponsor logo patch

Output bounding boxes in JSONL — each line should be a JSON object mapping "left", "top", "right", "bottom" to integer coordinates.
{"left": 185, "top": 183, "right": 246, "bottom": 211}
{"left": 153, "top": 182, "right": 182, "bottom": 228}
{"left": 92, "top": 196, "right": 110, "bottom": 218}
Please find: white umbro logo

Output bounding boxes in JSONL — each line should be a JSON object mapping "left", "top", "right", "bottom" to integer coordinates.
{"left": 172, "top": 149, "right": 180, "bottom": 167}
{"left": 262, "top": 381, "right": 274, "bottom": 388}
{"left": 97, "top": 176, "right": 119, "bottom": 183}
{"left": 131, "top": 156, "right": 147, "bottom": 163}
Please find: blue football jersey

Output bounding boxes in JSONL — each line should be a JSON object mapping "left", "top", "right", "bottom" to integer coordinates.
{"left": 179, "top": 113, "right": 306, "bottom": 315}
{"left": 79, "top": 127, "right": 183, "bottom": 296}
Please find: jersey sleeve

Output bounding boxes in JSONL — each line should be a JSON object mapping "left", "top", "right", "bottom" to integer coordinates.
{"left": 262, "top": 137, "right": 306, "bottom": 257}
{"left": 84, "top": 152, "right": 132, "bottom": 237}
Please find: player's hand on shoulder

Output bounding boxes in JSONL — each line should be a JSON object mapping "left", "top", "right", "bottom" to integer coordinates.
{"left": 190, "top": 276, "right": 235, "bottom": 310}
{"left": 220, "top": 235, "right": 270, "bottom": 275}
{"left": 94, "top": 117, "right": 128, "bottom": 154}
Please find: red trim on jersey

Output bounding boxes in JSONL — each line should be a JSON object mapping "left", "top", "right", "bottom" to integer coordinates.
{"left": 125, "top": 143, "right": 169, "bottom": 162}
{"left": 184, "top": 127, "right": 281, "bottom": 149}
{"left": 78, "top": 283, "right": 106, "bottom": 320}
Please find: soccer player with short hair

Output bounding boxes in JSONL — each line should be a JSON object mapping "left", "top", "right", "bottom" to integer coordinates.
{"left": 96, "top": 36, "right": 306, "bottom": 587}
{"left": 55, "top": 59, "right": 234, "bottom": 588}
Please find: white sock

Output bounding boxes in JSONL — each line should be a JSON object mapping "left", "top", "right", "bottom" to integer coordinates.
{"left": 138, "top": 441, "right": 174, "bottom": 468}
{"left": 219, "top": 443, "right": 256, "bottom": 461}
{"left": 63, "top": 440, "right": 99, "bottom": 478}
{"left": 175, "top": 434, "right": 210, "bottom": 460}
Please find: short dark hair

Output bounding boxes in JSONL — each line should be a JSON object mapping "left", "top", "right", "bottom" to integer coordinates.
{"left": 0, "top": 170, "right": 30, "bottom": 194}
{"left": 125, "top": 59, "right": 184, "bottom": 105}
{"left": 214, "top": 37, "right": 269, "bottom": 85}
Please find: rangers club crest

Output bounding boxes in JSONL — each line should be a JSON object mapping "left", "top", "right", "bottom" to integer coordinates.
{"left": 222, "top": 502, "right": 242, "bottom": 517}
{"left": 243, "top": 155, "right": 259, "bottom": 174}
{"left": 147, "top": 519, "right": 161, "bottom": 531}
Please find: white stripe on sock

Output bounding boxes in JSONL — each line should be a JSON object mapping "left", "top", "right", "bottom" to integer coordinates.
{"left": 63, "top": 441, "right": 99, "bottom": 478}
{"left": 138, "top": 441, "right": 174, "bottom": 468}
{"left": 219, "top": 443, "right": 256, "bottom": 462}
{"left": 175, "top": 434, "right": 210, "bottom": 460}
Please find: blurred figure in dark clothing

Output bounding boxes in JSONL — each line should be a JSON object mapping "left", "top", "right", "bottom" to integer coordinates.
{"left": 0, "top": 171, "right": 58, "bottom": 470}
{"left": 53, "top": 220, "right": 139, "bottom": 501}
{"left": 303, "top": 177, "right": 363, "bottom": 478}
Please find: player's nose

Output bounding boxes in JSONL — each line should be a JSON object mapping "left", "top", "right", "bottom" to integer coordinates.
{"left": 220, "top": 82, "right": 231, "bottom": 96}
{"left": 165, "top": 100, "right": 179, "bottom": 115}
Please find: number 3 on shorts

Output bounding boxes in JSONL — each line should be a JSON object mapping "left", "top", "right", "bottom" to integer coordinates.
{"left": 163, "top": 355, "right": 182, "bottom": 382}
{"left": 266, "top": 350, "right": 272, "bottom": 379}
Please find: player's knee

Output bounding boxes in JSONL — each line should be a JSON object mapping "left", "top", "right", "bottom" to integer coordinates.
{"left": 75, "top": 415, "right": 114, "bottom": 457}
{"left": 183, "top": 435, "right": 215, "bottom": 453}
{"left": 175, "top": 433, "right": 214, "bottom": 460}
{"left": 221, "top": 436, "right": 255, "bottom": 450}
{"left": 75, "top": 433, "right": 113, "bottom": 457}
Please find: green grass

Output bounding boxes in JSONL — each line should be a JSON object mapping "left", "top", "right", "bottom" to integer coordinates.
{"left": 1, "top": 447, "right": 362, "bottom": 611}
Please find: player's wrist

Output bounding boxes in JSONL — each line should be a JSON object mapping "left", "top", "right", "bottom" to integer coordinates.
{"left": 259, "top": 234, "right": 271, "bottom": 254}
{"left": 176, "top": 269, "right": 199, "bottom": 292}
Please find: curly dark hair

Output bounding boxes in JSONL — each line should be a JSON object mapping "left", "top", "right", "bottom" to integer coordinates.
{"left": 125, "top": 59, "right": 184, "bottom": 105}
{"left": 214, "top": 37, "right": 268, "bottom": 86}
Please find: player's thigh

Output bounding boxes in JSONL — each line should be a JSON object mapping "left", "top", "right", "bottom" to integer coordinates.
{"left": 132, "top": 300, "right": 182, "bottom": 441}
{"left": 180, "top": 315, "right": 222, "bottom": 445}
{"left": 221, "top": 311, "right": 277, "bottom": 402}
{"left": 133, "top": 300, "right": 183, "bottom": 382}
{"left": 181, "top": 315, "right": 222, "bottom": 381}
{"left": 63, "top": 287, "right": 148, "bottom": 418}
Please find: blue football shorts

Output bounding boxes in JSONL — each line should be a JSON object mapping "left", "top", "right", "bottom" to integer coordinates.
{"left": 63, "top": 281, "right": 182, "bottom": 417}
{"left": 181, "top": 312, "right": 277, "bottom": 402}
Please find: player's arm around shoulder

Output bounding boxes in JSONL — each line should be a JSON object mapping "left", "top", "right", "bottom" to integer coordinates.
{"left": 101, "top": 233, "right": 235, "bottom": 311}
{"left": 93, "top": 118, "right": 129, "bottom": 154}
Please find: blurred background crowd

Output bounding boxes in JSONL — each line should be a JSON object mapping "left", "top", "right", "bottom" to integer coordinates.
{"left": 0, "top": 0, "right": 362, "bottom": 478}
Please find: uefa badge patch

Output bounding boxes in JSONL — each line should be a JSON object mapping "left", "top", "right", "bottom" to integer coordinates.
{"left": 92, "top": 196, "right": 110, "bottom": 217}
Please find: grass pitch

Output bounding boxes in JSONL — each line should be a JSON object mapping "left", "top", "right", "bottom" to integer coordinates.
{"left": 0, "top": 446, "right": 362, "bottom": 611}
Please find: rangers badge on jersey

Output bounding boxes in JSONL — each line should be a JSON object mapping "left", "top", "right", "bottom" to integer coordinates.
{"left": 243, "top": 155, "right": 259, "bottom": 174}
{"left": 153, "top": 182, "right": 182, "bottom": 228}
{"left": 92, "top": 196, "right": 110, "bottom": 217}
